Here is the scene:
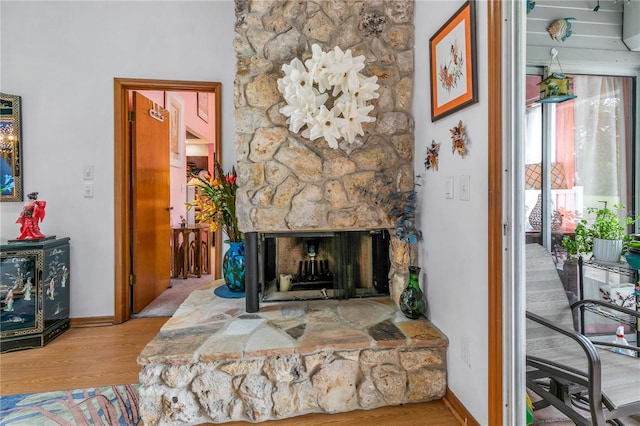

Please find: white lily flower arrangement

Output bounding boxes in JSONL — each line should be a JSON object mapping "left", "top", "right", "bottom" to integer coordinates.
{"left": 277, "top": 44, "right": 380, "bottom": 149}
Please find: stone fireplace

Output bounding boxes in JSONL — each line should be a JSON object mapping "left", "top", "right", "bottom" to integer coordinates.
{"left": 137, "top": 4, "right": 450, "bottom": 425}
{"left": 234, "top": 0, "right": 417, "bottom": 308}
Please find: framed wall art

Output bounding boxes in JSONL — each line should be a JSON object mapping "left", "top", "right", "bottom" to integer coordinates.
{"left": 429, "top": 1, "right": 478, "bottom": 122}
{"left": 197, "top": 92, "right": 209, "bottom": 123}
{"left": 0, "top": 92, "right": 23, "bottom": 202}
{"left": 166, "top": 93, "right": 185, "bottom": 168}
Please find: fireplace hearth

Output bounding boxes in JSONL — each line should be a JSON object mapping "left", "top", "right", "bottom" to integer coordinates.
{"left": 245, "top": 230, "right": 390, "bottom": 312}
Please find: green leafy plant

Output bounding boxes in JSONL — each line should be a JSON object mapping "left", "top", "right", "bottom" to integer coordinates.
{"left": 587, "top": 203, "right": 634, "bottom": 240}
{"left": 561, "top": 219, "right": 590, "bottom": 260}
{"left": 562, "top": 202, "right": 637, "bottom": 258}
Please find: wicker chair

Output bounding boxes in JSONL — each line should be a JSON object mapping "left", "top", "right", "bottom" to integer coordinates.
{"left": 526, "top": 243, "right": 640, "bottom": 425}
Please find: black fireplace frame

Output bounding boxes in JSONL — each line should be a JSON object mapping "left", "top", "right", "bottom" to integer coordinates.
{"left": 245, "top": 230, "right": 390, "bottom": 312}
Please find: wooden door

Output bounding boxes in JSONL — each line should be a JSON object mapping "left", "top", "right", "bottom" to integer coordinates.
{"left": 131, "top": 91, "right": 171, "bottom": 313}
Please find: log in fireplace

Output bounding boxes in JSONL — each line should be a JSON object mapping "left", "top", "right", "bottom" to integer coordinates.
{"left": 245, "top": 230, "right": 390, "bottom": 312}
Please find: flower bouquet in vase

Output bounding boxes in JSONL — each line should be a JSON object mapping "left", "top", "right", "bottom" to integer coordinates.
{"left": 187, "top": 161, "right": 244, "bottom": 291}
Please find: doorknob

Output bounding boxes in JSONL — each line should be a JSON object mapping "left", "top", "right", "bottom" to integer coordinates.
{"left": 166, "top": 206, "right": 173, "bottom": 211}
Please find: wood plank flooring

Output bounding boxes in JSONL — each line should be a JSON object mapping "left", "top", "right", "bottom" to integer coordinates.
{"left": 0, "top": 318, "right": 462, "bottom": 425}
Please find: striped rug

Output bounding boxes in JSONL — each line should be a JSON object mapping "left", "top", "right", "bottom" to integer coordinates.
{"left": 0, "top": 384, "right": 140, "bottom": 425}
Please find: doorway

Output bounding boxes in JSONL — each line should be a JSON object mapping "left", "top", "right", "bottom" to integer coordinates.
{"left": 113, "top": 78, "right": 223, "bottom": 324}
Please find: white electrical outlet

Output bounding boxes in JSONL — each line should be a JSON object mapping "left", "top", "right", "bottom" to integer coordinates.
{"left": 461, "top": 337, "right": 471, "bottom": 368}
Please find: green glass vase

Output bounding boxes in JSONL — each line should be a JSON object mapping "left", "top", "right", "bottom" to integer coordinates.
{"left": 399, "top": 266, "right": 425, "bottom": 319}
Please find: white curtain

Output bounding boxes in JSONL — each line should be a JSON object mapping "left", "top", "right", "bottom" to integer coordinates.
{"left": 573, "top": 76, "right": 628, "bottom": 205}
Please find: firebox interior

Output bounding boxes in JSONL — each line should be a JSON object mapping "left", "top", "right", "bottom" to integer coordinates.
{"left": 251, "top": 230, "right": 391, "bottom": 302}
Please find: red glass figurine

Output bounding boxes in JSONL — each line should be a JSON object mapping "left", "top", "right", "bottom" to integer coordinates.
{"left": 16, "top": 192, "right": 47, "bottom": 240}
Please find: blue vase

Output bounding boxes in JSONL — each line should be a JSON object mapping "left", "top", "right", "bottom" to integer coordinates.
{"left": 223, "top": 241, "right": 245, "bottom": 292}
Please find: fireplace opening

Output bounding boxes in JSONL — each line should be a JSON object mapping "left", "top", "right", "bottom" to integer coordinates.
{"left": 246, "top": 230, "right": 390, "bottom": 305}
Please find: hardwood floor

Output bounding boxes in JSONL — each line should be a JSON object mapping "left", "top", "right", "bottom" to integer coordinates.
{"left": 0, "top": 318, "right": 462, "bottom": 425}
{"left": 0, "top": 317, "right": 168, "bottom": 396}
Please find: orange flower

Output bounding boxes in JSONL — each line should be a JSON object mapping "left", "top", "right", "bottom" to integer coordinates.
{"left": 186, "top": 161, "right": 241, "bottom": 242}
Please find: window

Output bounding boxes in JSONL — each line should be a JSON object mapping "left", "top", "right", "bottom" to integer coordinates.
{"left": 524, "top": 73, "right": 636, "bottom": 251}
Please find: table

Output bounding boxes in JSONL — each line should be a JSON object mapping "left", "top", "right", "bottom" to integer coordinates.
{"left": 578, "top": 256, "right": 639, "bottom": 346}
{"left": 172, "top": 225, "right": 212, "bottom": 279}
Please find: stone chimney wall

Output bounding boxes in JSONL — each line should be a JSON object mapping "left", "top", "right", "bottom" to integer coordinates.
{"left": 233, "top": 0, "right": 416, "bottom": 301}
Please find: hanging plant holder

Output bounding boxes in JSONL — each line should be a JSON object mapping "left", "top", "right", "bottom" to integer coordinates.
{"left": 537, "top": 49, "right": 576, "bottom": 104}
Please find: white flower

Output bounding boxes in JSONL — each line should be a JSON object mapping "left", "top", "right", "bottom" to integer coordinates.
{"left": 353, "top": 75, "right": 380, "bottom": 104}
{"left": 327, "top": 46, "right": 365, "bottom": 96}
{"left": 280, "top": 94, "right": 313, "bottom": 134}
{"left": 336, "top": 100, "right": 375, "bottom": 144}
{"left": 277, "top": 43, "right": 379, "bottom": 150}
{"left": 305, "top": 105, "right": 345, "bottom": 149}
{"left": 305, "top": 44, "right": 333, "bottom": 94}
{"left": 277, "top": 58, "right": 310, "bottom": 94}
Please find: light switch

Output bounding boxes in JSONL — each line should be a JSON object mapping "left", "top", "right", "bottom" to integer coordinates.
{"left": 460, "top": 175, "right": 470, "bottom": 201}
{"left": 83, "top": 165, "right": 94, "bottom": 180}
{"left": 445, "top": 176, "right": 454, "bottom": 199}
{"left": 83, "top": 183, "right": 94, "bottom": 198}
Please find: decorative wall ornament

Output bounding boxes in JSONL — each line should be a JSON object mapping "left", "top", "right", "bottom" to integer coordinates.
{"left": 547, "top": 18, "right": 575, "bottom": 42}
{"left": 277, "top": 44, "right": 380, "bottom": 149}
{"left": 450, "top": 120, "right": 467, "bottom": 158}
{"left": 527, "top": 0, "right": 536, "bottom": 14}
{"left": 424, "top": 140, "right": 441, "bottom": 171}
{"left": 537, "top": 48, "right": 576, "bottom": 104}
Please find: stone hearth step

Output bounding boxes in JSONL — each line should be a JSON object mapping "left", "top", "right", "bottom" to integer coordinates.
{"left": 138, "top": 280, "right": 448, "bottom": 425}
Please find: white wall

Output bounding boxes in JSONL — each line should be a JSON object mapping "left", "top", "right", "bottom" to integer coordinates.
{"left": 0, "top": 1, "right": 236, "bottom": 317}
{"left": 414, "top": 1, "right": 489, "bottom": 423}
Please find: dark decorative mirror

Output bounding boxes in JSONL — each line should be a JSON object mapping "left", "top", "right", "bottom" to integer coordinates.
{"left": 0, "top": 92, "right": 23, "bottom": 202}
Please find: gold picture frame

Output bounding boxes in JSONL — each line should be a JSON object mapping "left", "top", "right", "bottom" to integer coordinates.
{"left": 0, "top": 92, "right": 23, "bottom": 202}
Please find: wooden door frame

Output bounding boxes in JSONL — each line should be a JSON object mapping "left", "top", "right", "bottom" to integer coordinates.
{"left": 488, "top": 1, "right": 503, "bottom": 424}
{"left": 113, "top": 78, "right": 223, "bottom": 324}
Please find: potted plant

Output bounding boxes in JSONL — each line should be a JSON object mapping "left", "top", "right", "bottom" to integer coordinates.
{"left": 561, "top": 219, "right": 590, "bottom": 261}
{"left": 581, "top": 202, "right": 636, "bottom": 263}
{"left": 560, "top": 221, "right": 590, "bottom": 329}
{"left": 187, "top": 161, "right": 244, "bottom": 291}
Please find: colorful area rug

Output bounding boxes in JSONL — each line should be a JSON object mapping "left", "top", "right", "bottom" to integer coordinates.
{"left": 0, "top": 384, "right": 140, "bottom": 425}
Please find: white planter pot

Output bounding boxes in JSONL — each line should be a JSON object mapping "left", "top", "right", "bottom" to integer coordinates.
{"left": 592, "top": 238, "right": 623, "bottom": 263}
